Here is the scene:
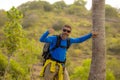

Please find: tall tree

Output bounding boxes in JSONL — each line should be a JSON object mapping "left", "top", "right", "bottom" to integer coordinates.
{"left": 88, "top": 0, "right": 106, "bottom": 80}
{"left": 3, "top": 7, "right": 24, "bottom": 80}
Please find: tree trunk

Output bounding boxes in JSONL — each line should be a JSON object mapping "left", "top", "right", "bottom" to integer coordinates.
{"left": 3, "top": 56, "right": 11, "bottom": 80}
{"left": 88, "top": 0, "right": 106, "bottom": 80}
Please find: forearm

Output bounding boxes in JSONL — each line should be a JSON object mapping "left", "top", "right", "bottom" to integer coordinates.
{"left": 40, "top": 31, "right": 49, "bottom": 42}
{"left": 70, "top": 33, "right": 92, "bottom": 43}
{"left": 79, "top": 33, "right": 92, "bottom": 42}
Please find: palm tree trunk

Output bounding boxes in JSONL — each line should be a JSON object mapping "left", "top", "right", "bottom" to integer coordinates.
{"left": 88, "top": 0, "right": 106, "bottom": 80}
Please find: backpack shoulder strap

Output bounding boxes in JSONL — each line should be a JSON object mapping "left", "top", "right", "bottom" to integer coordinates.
{"left": 55, "top": 35, "right": 61, "bottom": 48}
{"left": 67, "top": 38, "right": 70, "bottom": 49}
{"left": 51, "top": 35, "right": 70, "bottom": 50}
{"left": 51, "top": 35, "right": 61, "bottom": 51}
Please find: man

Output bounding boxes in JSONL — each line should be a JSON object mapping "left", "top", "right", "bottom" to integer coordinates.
{"left": 39, "top": 25, "right": 97, "bottom": 80}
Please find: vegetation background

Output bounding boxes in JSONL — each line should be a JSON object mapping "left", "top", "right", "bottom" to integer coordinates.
{"left": 0, "top": 0, "right": 120, "bottom": 80}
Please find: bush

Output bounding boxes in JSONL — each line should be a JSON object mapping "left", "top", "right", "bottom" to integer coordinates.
{"left": 0, "top": 51, "right": 7, "bottom": 76}
{"left": 70, "top": 59, "right": 90, "bottom": 80}
{"left": 52, "top": 20, "right": 65, "bottom": 31}
{"left": 70, "top": 59, "right": 116, "bottom": 80}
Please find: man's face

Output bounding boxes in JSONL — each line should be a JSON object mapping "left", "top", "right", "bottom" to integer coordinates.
{"left": 62, "top": 27, "right": 71, "bottom": 37}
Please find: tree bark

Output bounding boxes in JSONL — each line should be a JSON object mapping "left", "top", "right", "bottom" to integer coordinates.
{"left": 88, "top": 0, "right": 106, "bottom": 80}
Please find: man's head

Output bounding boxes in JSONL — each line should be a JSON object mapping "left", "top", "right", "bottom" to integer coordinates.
{"left": 61, "top": 25, "right": 71, "bottom": 39}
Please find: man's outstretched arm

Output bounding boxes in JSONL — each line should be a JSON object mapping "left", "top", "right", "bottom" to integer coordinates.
{"left": 70, "top": 31, "right": 98, "bottom": 43}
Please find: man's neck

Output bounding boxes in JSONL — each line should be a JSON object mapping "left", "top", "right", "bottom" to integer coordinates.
{"left": 60, "top": 34, "right": 68, "bottom": 40}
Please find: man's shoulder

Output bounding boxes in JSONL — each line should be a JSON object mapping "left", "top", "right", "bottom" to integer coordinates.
{"left": 48, "top": 35, "right": 57, "bottom": 39}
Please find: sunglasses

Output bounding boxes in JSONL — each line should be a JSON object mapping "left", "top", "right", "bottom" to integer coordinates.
{"left": 63, "top": 29, "right": 71, "bottom": 33}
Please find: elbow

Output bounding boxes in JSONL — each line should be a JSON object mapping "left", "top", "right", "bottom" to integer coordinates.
{"left": 39, "top": 38, "right": 44, "bottom": 42}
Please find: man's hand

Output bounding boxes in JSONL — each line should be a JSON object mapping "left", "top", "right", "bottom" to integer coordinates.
{"left": 92, "top": 31, "right": 98, "bottom": 38}
{"left": 48, "top": 28, "right": 54, "bottom": 34}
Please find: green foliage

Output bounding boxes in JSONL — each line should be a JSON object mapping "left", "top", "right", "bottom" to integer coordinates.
{"left": 70, "top": 59, "right": 116, "bottom": 80}
{"left": 22, "top": 10, "right": 40, "bottom": 28}
{"left": 107, "top": 57, "right": 120, "bottom": 80}
{"left": 4, "top": 7, "right": 24, "bottom": 55}
{"left": 108, "top": 37, "right": 120, "bottom": 54}
{"left": 64, "top": 0, "right": 88, "bottom": 16}
{"left": 15, "top": 39, "right": 40, "bottom": 67}
{"left": 2, "top": 7, "right": 29, "bottom": 80}
{"left": 78, "top": 19, "right": 92, "bottom": 27}
{"left": 70, "top": 59, "right": 91, "bottom": 80}
{"left": 7, "top": 7, "right": 23, "bottom": 21}
{"left": 106, "top": 70, "right": 115, "bottom": 80}
{"left": 73, "top": 0, "right": 87, "bottom": 6}
{"left": 9, "top": 59, "right": 26, "bottom": 79}
{"left": 0, "top": 50, "right": 27, "bottom": 80}
{"left": 65, "top": 4, "right": 88, "bottom": 16}
{"left": 0, "top": 51, "right": 7, "bottom": 74}
{"left": 0, "top": 37, "right": 41, "bottom": 80}
{"left": 41, "top": 1, "right": 53, "bottom": 11}
{"left": 105, "top": 4, "right": 119, "bottom": 18}
{"left": 0, "top": 10, "right": 7, "bottom": 27}
{"left": 52, "top": 1, "right": 67, "bottom": 11}
{"left": 106, "top": 21, "right": 120, "bottom": 55}
{"left": 18, "top": 1, "right": 52, "bottom": 13}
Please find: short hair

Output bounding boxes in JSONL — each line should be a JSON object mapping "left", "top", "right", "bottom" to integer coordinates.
{"left": 63, "top": 25, "right": 72, "bottom": 30}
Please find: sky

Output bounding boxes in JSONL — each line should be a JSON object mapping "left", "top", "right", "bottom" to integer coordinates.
{"left": 0, "top": 0, "right": 120, "bottom": 11}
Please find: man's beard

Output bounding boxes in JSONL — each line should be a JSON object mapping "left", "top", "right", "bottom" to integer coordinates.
{"left": 61, "top": 33, "right": 69, "bottom": 39}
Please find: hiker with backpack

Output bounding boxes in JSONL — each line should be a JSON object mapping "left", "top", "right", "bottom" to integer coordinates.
{"left": 39, "top": 25, "right": 97, "bottom": 80}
